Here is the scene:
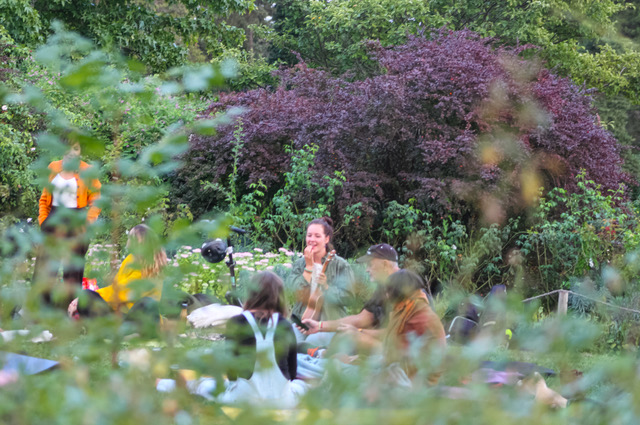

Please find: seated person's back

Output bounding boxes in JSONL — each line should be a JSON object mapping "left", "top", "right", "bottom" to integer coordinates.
{"left": 225, "top": 313, "right": 297, "bottom": 380}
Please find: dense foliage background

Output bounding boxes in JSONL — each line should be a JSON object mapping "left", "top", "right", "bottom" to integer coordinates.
{"left": 177, "top": 30, "right": 628, "bottom": 247}
{"left": 0, "top": 0, "right": 638, "bottom": 306}
{"left": 2, "top": 0, "right": 640, "bottom": 422}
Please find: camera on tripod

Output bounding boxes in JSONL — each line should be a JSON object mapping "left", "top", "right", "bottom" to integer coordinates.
{"left": 200, "top": 225, "right": 247, "bottom": 306}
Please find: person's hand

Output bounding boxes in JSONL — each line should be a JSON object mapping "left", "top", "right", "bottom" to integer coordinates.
{"left": 303, "top": 245, "right": 316, "bottom": 268}
{"left": 336, "top": 323, "right": 359, "bottom": 334}
{"left": 68, "top": 298, "right": 79, "bottom": 319}
{"left": 301, "top": 319, "right": 320, "bottom": 335}
{"left": 333, "top": 353, "right": 359, "bottom": 364}
{"left": 317, "top": 272, "right": 327, "bottom": 289}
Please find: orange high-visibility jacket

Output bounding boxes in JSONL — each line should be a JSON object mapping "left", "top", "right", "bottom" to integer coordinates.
{"left": 38, "top": 160, "right": 102, "bottom": 225}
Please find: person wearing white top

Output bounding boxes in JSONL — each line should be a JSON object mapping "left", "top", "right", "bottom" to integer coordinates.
{"left": 50, "top": 173, "right": 79, "bottom": 208}
{"left": 157, "top": 272, "right": 308, "bottom": 407}
{"left": 33, "top": 141, "right": 101, "bottom": 309}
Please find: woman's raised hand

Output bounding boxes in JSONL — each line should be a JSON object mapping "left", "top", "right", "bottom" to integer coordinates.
{"left": 303, "top": 244, "right": 316, "bottom": 268}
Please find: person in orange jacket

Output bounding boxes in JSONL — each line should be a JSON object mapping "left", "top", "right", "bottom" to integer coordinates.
{"left": 32, "top": 141, "right": 101, "bottom": 307}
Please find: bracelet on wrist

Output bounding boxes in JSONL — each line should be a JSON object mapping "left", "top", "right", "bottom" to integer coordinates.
{"left": 304, "top": 267, "right": 312, "bottom": 273}
{"left": 319, "top": 321, "right": 323, "bottom": 330}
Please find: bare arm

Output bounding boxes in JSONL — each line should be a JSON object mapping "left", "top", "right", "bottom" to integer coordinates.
{"left": 302, "top": 309, "right": 375, "bottom": 334}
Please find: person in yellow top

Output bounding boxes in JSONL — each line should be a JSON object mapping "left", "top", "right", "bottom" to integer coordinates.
{"left": 33, "top": 141, "right": 101, "bottom": 308}
{"left": 68, "top": 224, "right": 167, "bottom": 317}
{"left": 98, "top": 224, "right": 167, "bottom": 312}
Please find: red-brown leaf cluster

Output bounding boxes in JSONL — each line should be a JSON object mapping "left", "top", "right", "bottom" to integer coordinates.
{"left": 173, "top": 30, "right": 629, "bottom": 247}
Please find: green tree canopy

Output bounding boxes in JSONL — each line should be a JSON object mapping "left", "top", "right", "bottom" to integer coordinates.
{"left": 0, "top": 0, "right": 255, "bottom": 72}
{"left": 271, "top": 0, "right": 640, "bottom": 103}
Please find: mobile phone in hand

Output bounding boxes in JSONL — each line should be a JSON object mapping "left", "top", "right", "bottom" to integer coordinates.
{"left": 290, "top": 314, "right": 309, "bottom": 331}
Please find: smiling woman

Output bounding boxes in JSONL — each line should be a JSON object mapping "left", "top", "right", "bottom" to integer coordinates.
{"left": 288, "top": 217, "right": 354, "bottom": 333}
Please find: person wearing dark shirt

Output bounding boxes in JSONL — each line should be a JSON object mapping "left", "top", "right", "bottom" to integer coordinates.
{"left": 300, "top": 244, "right": 400, "bottom": 347}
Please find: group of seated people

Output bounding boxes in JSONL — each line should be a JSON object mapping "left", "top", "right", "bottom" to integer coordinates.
{"left": 37, "top": 215, "right": 446, "bottom": 407}
{"left": 26, "top": 141, "right": 456, "bottom": 407}
{"left": 162, "top": 217, "right": 446, "bottom": 406}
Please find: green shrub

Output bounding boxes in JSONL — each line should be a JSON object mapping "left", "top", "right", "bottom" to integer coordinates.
{"left": 517, "top": 172, "right": 633, "bottom": 297}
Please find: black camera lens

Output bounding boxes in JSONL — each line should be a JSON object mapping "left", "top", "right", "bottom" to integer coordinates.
{"left": 201, "top": 239, "right": 227, "bottom": 263}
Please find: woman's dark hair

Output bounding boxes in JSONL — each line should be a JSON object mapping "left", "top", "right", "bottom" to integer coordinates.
{"left": 243, "top": 271, "right": 288, "bottom": 318}
{"left": 308, "top": 216, "right": 334, "bottom": 251}
{"left": 386, "top": 270, "right": 425, "bottom": 304}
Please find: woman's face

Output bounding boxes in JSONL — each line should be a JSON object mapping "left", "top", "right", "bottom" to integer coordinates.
{"left": 306, "top": 224, "right": 329, "bottom": 253}
{"left": 64, "top": 143, "right": 81, "bottom": 160}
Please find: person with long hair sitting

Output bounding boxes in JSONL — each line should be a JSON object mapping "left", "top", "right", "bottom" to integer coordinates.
{"left": 289, "top": 217, "right": 354, "bottom": 345}
{"left": 219, "top": 271, "right": 307, "bottom": 406}
{"left": 68, "top": 224, "right": 167, "bottom": 319}
{"left": 382, "top": 269, "right": 446, "bottom": 386}
{"left": 157, "top": 271, "right": 307, "bottom": 408}
{"left": 97, "top": 224, "right": 167, "bottom": 312}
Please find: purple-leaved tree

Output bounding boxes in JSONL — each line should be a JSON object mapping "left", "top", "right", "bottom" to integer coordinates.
{"left": 173, "top": 30, "right": 630, "bottom": 249}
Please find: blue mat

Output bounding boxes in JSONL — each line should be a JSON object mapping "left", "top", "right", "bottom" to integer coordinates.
{"left": 1, "top": 351, "right": 59, "bottom": 375}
